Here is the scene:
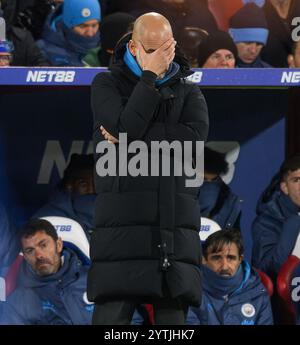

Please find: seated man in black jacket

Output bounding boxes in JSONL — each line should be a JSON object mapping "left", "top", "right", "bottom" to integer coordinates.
{"left": 33, "top": 154, "right": 96, "bottom": 240}
{"left": 199, "top": 147, "right": 242, "bottom": 230}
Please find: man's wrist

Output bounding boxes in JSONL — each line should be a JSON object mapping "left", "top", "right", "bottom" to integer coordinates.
{"left": 141, "top": 70, "right": 158, "bottom": 87}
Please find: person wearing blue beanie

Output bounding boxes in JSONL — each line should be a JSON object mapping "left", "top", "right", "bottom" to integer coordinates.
{"left": 63, "top": 0, "right": 101, "bottom": 34}
{"left": 0, "top": 17, "right": 13, "bottom": 67}
{"left": 229, "top": 3, "right": 272, "bottom": 68}
{"left": 36, "top": 0, "right": 101, "bottom": 66}
{"left": 0, "top": 40, "right": 13, "bottom": 67}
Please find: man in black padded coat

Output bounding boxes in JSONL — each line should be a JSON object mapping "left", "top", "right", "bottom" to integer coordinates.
{"left": 88, "top": 12, "right": 209, "bottom": 325}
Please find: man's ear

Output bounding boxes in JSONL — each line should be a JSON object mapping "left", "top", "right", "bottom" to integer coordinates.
{"left": 57, "top": 237, "right": 63, "bottom": 254}
{"left": 280, "top": 181, "right": 288, "bottom": 195}
{"left": 288, "top": 54, "right": 295, "bottom": 68}
{"left": 128, "top": 40, "right": 136, "bottom": 56}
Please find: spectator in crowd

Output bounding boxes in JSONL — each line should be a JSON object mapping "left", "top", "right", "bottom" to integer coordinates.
{"left": 37, "top": 0, "right": 101, "bottom": 66}
{"left": 105, "top": 0, "right": 218, "bottom": 39}
{"left": 177, "top": 27, "right": 208, "bottom": 68}
{"left": 33, "top": 154, "right": 96, "bottom": 240}
{"left": 0, "top": 0, "right": 18, "bottom": 28}
{"left": 187, "top": 230, "right": 273, "bottom": 325}
{"left": 288, "top": 40, "right": 300, "bottom": 68}
{"left": 292, "top": 262, "right": 300, "bottom": 325}
{"left": 83, "top": 12, "right": 135, "bottom": 67}
{"left": 0, "top": 6, "right": 49, "bottom": 66}
{"left": 229, "top": 3, "right": 272, "bottom": 68}
{"left": 89, "top": 12, "right": 209, "bottom": 325}
{"left": 0, "top": 17, "right": 12, "bottom": 67}
{"left": 1, "top": 0, "right": 54, "bottom": 40}
{"left": 0, "top": 203, "right": 19, "bottom": 277}
{"left": 252, "top": 156, "right": 300, "bottom": 279}
{"left": 1, "top": 1, "right": 107, "bottom": 40}
{"left": 199, "top": 147, "right": 242, "bottom": 229}
{"left": 0, "top": 219, "right": 93, "bottom": 325}
{"left": 197, "top": 31, "right": 237, "bottom": 68}
{"left": 262, "top": 0, "right": 300, "bottom": 67}
{"left": 0, "top": 39, "right": 12, "bottom": 67}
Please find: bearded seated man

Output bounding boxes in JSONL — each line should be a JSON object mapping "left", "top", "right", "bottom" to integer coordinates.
{"left": 0, "top": 219, "right": 93, "bottom": 325}
{"left": 186, "top": 230, "right": 273, "bottom": 325}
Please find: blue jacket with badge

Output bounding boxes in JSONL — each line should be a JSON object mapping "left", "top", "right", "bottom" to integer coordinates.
{"left": 252, "top": 186, "right": 300, "bottom": 279}
{"left": 186, "top": 261, "right": 273, "bottom": 325}
{"left": 0, "top": 249, "right": 93, "bottom": 325}
{"left": 36, "top": 5, "right": 100, "bottom": 66}
{"left": 199, "top": 178, "right": 242, "bottom": 230}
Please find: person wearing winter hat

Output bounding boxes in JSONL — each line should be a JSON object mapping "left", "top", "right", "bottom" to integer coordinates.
{"left": 178, "top": 27, "right": 208, "bottom": 68}
{"left": 37, "top": 0, "right": 101, "bottom": 66}
{"left": 62, "top": 0, "right": 101, "bottom": 37}
{"left": 0, "top": 39, "right": 13, "bottom": 66}
{"left": 229, "top": 3, "right": 272, "bottom": 68}
{"left": 261, "top": 0, "right": 300, "bottom": 67}
{"left": 0, "top": 17, "right": 13, "bottom": 67}
{"left": 197, "top": 31, "right": 237, "bottom": 68}
{"left": 83, "top": 12, "right": 135, "bottom": 67}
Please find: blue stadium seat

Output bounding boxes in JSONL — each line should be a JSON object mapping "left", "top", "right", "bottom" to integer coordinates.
{"left": 199, "top": 217, "right": 221, "bottom": 242}
{"left": 277, "top": 255, "right": 300, "bottom": 324}
{"left": 41, "top": 216, "right": 90, "bottom": 266}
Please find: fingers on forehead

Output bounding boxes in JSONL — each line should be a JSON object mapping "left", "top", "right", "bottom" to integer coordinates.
{"left": 162, "top": 38, "right": 175, "bottom": 49}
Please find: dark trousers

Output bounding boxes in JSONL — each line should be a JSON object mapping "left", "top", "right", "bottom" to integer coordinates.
{"left": 92, "top": 299, "right": 188, "bottom": 325}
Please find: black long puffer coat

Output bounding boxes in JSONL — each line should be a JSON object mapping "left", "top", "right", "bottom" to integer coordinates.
{"left": 88, "top": 35, "right": 209, "bottom": 307}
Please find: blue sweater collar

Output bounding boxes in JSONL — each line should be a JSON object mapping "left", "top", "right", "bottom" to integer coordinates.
{"left": 123, "top": 43, "right": 179, "bottom": 86}
{"left": 278, "top": 192, "right": 300, "bottom": 217}
{"left": 203, "top": 261, "right": 250, "bottom": 298}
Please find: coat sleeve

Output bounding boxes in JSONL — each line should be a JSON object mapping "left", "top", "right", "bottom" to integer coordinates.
{"left": 0, "top": 291, "right": 27, "bottom": 325}
{"left": 252, "top": 214, "right": 300, "bottom": 275}
{"left": 255, "top": 293, "right": 274, "bottom": 325}
{"left": 130, "top": 309, "right": 145, "bottom": 325}
{"left": 91, "top": 71, "right": 161, "bottom": 141}
{"left": 0, "top": 204, "right": 20, "bottom": 276}
{"left": 185, "top": 307, "right": 201, "bottom": 325}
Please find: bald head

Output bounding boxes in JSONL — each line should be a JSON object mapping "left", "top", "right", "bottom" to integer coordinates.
{"left": 132, "top": 12, "right": 173, "bottom": 52}
{"left": 128, "top": 13, "right": 176, "bottom": 78}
